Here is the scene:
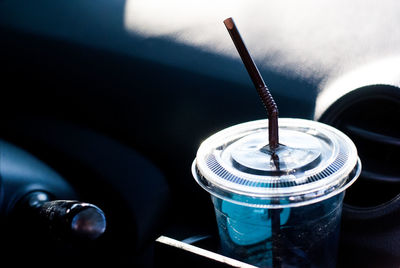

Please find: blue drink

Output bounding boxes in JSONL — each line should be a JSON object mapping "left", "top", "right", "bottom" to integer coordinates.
{"left": 192, "top": 119, "right": 361, "bottom": 267}
{"left": 212, "top": 193, "right": 343, "bottom": 267}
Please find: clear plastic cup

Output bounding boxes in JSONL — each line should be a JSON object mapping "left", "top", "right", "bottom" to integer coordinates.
{"left": 192, "top": 118, "right": 361, "bottom": 267}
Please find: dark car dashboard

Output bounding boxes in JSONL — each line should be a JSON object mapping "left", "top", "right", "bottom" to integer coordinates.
{"left": 0, "top": 1, "right": 399, "bottom": 267}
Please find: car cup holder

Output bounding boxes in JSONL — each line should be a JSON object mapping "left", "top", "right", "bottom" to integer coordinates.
{"left": 317, "top": 84, "right": 400, "bottom": 267}
{"left": 156, "top": 85, "right": 400, "bottom": 268}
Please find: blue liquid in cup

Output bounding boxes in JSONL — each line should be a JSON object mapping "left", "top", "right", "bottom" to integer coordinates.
{"left": 212, "top": 193, "right": 344, "bottom": 268}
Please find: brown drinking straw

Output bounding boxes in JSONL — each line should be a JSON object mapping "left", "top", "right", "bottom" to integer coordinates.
{"left": 223, "top": 17, "right": 279, "bottom": 151}
{"left": 224, "top": 17, "right": 282, "bottom": 268}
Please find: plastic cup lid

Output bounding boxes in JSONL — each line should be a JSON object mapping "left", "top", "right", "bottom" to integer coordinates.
{"left": 192, "top": 118, "right": 361, "bottom": 208}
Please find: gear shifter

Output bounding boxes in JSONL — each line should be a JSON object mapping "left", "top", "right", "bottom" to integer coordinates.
{"left": 20, "top": 191, "right": 106, "bottom": 240}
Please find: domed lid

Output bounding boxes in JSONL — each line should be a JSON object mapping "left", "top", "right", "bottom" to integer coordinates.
{"left": 192, "top": 118, "right": 361, "bottom": 208}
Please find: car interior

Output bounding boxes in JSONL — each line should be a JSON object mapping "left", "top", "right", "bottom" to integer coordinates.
{"left": 0, "top": 1, "right": 399, "bottom": 267}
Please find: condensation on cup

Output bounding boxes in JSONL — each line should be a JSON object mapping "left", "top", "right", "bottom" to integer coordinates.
{"left": 192, "top": 118, "right": 361, "bottom": 268}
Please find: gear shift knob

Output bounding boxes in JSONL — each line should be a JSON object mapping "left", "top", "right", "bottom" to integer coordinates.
{"left": 22, "top": 191, "right": 106, "bottom": 240}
